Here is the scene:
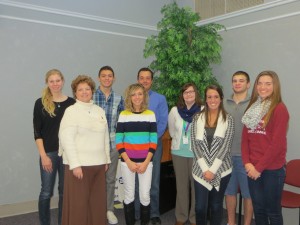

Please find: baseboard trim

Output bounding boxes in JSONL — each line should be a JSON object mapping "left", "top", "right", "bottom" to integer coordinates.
{"left": 0, "top": 197, "right": 58, "bottom": 218}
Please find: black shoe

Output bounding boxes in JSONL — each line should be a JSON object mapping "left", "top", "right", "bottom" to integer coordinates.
{"left": 150, "top": 217, "right": 161, "bottom": 225}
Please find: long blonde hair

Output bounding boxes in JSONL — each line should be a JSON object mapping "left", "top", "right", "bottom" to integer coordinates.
{"left": 42, "top": 69, "right": 64, "bottom": 117}
{"left": 246, "top": 70, "right": 282, "bottom": 128}
{"left": 124, "top": 83, "right": 149, "bottom": 112}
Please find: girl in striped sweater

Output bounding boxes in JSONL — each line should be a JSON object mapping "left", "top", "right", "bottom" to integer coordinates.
{"left": 116, "top": 83, "right": 157, "bottom": 225}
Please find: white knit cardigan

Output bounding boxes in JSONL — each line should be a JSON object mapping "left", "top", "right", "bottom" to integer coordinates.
{"left": 191, "top": 112, "right": 234, "bottom": 191}
{"left": 59, "top": 100, "right": 111, "bottom": 170}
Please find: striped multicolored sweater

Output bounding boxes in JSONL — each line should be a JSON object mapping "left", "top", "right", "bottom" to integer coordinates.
{"left": 115, "top": 109, "right": 157, "bottom": 162}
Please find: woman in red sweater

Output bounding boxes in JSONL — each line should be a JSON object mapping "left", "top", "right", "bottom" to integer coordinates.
{"left": 241, "top": 70, "right": 289, "bottom": 225}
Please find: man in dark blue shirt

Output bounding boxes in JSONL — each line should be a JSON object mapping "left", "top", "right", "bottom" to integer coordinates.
{"left": 136, "top": 67, "right": 168, "bottom": 225}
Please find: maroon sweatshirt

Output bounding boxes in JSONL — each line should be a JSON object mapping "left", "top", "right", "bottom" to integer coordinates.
{"left": 242, "top": 102, "right": 289, "bottom": 173}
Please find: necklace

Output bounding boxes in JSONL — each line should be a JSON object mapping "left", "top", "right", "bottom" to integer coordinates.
{"left": 54, "top": 102, "right": 61, "bottom": 108}
{"left": 53, "top": 95, "right": 67, "bottom": 109}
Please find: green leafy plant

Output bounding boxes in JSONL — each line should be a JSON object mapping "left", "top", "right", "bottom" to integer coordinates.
{"left": 144, "top": 2, "right": 225, "bottom": 108}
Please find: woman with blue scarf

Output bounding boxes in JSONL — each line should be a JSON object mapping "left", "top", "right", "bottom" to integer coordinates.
{"left": 168, "top": 83, "right": 203, "bottom": 225}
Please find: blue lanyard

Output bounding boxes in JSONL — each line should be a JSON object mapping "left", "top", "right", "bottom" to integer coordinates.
{"left": 183, "top": 121, "right": 190, "bottom": 136}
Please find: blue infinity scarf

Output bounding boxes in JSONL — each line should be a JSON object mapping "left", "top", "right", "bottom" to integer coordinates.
{"left": 177, "top": 103, "right": 201, "bottom": 123}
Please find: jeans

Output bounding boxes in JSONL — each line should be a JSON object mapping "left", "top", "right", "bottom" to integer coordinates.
{"left": 38, "top": 151, "right": 64, "bottom": 225}
{"left": 135, "top": 138, "right": 163, "bottom": 219}
{"left": 248, "top": 167, "right": 285, "bottom": 225}
{"left": 194, "top": 174, "right": 231, "bottom": 225}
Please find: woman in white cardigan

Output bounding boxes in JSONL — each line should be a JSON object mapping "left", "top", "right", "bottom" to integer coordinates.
{"left": 168, "top": 83, "right": 203, "bottom": 225}
{"left": 191, "top": 85, "right": 234, "bottom": 225}
{"left": 59, "top": 75, "right": 110, "bottom": 225}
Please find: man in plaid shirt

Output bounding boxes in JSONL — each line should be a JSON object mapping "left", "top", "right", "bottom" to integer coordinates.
{"left": 93, "top": 66, "right": 124, "bottom": 225}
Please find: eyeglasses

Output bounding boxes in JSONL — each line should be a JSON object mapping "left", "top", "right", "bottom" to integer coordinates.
{"left": 183, "top": 90, "right": 195, "bottom": 95}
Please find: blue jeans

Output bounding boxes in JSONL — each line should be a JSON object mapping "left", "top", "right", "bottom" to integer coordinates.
{"left": 135, "top": 138, "right": 163, "bottom": 219}
{"left": 248, "top": 167, "right": 285, "bottom": 225}
{"left": 194, "top": 174, "right": 231, "bottom": 225}
{"left": 38, "top": 151, "right": 64, "bottom": 225}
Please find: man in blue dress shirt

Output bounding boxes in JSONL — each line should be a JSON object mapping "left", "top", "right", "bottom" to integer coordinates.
{"left": 136, "top": 67, "right": 168, "bottom": 225}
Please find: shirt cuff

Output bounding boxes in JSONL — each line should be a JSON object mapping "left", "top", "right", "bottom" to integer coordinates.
{"left": 198, "top": 158, "right": 209, "bottom": 172}
{"left": 209, "top": 158, "right": 222, "bottom": 174}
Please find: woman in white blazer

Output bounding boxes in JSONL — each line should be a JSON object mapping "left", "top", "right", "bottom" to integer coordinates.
{"left": 168, "top": 83, "right": 203, "bottom": 225}
{"left": 191, "top": 85, "right": 234, "bottom": 225}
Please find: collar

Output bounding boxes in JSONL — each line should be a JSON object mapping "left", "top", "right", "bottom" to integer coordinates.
{"left": 196, "top": 112, "right": 228, "bottom": 141}
{"left": 76, "top": 99, "right": 94, "bottom": 108}
{"left": 226, "top": 94, "right": 250, "bottom": 104}
{"left": 97, "top": 87, "right": 114, "bottom": 98}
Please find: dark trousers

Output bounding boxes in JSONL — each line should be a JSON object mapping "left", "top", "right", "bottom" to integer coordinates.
{"left": 194, "top": 174, "right": 230, "bottom": 225}
{"left": 248, "top": 167, "right": 285, "bottom": 225}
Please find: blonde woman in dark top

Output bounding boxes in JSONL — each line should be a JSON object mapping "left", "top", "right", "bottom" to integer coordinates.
{"left": 33, "top": 69, "right": 75, "bottom": 225}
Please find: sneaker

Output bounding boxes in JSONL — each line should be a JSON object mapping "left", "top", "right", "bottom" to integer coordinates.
{"left": 150, "top": 217, "right": 161, "bottom": 225}
{"left": 107, "top": 210, "right": 118, "bottom": 224}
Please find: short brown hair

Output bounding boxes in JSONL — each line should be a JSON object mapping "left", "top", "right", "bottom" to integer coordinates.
{"left": 98, "top": 65, "right": 114, "bottom": 77}
{"left": 137, "top": 67, "right": 154, "bottom": 80}
{"left": 71, "top": 75, "right": 96, "bottom": 98}
{"left": 232, "top": 71, "right": 250, "bottom": 82}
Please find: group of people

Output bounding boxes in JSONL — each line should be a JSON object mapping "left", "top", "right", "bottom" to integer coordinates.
{"left": 168, "top": 70, "right": 289, "bottom": 225}
{"left": 33, "top": 66, "right": 167, "bottom": 225}
{"left": 33, "top": 67, "right": 289, "bottom": 225}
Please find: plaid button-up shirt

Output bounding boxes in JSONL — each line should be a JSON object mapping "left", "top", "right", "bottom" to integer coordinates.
{"left": 94, "top": 88, "right": 124, "bottom": 151}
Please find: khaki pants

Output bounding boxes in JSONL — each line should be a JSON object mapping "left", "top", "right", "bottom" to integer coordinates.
{"left": 172, "top": 154, "right": 195, "bottom": 224}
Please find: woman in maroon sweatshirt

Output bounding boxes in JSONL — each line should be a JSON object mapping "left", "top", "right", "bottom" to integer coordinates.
{"left": 241, "top": 70, "right": 289, "bottom": 225}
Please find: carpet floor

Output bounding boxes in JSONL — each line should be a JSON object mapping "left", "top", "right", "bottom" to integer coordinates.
{"left": 0, "top": 208, "right": 255, "bottom": 225}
